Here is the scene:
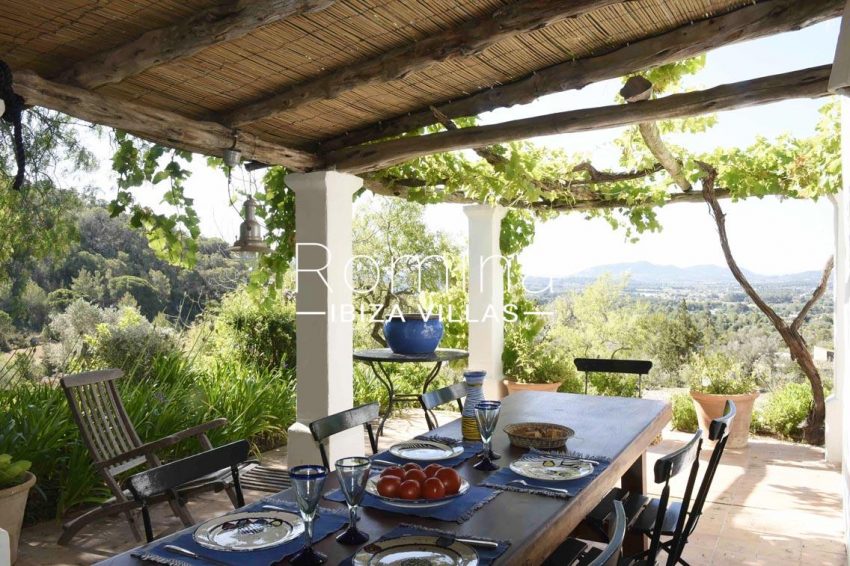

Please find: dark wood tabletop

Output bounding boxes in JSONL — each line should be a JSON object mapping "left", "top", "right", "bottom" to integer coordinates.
{"left": 98, "top": 391, "right": 670, "bottom": 566}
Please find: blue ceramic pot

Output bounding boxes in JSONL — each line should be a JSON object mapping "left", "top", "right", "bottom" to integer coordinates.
{"left": 384, "top": 314, "right": 444, "bottom": 355}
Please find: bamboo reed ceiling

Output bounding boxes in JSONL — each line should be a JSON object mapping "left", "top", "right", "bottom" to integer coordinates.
{"left": 0, "top": 0, "right": 792, "bottom": 157}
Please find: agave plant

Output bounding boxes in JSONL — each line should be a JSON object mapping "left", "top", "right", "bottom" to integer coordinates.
{"left": 0, "top": 454, "right": 31, "bottom": 488}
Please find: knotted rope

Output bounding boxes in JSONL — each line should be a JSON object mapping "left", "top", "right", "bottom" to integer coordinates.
{"left": 0, "top": 60, "right": 26, "bottom": 190}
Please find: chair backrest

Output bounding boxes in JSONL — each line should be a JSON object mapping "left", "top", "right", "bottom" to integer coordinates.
{"left": 126, "top": 440, "right": 249, "bottom": 542}
{"left": 589, "top": 500, "right": 626, "bottom": 566}
{"left": 126, "top": 440, "right": 249, "bottom": 501}
{"left": 573, "top": 358, "right": 652, "bottom": 397}
{"left": 60, "top": 369, "right": 145, "bottom": 477}
{"left": 648, "top": 429, "right": 703, "bottom": 566}
{"left": 677, "top": 401, "right": 737, "bottom": 555}
{"left": 419, "top": 383, "right": 466, "bottom": 430}
{"left": 309, "top": 403, "right": 380, "bottom": 468}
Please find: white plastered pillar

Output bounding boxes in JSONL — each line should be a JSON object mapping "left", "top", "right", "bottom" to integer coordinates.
{"left": 285, "top": 171, "right": 364, "bottom": 468}
{"left": 828, "top": 0, "right": 850, "bottom": 551}
{"left": 464, "top": 204, "right": 508, "bottom": 399}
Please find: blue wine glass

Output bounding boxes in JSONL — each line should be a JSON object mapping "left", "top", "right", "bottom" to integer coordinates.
{"left": 289, "top": 465, "right": 328, "bottom": 565}
{"left": 473, "top": 400, "right": 501, "bottom": 471}
{"left": 334, "top": 457, "right": 371, "bottom": 544}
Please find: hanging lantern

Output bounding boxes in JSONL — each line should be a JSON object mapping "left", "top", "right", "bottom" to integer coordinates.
{"left": 230, "top": 196, "right": 271, "bottom": 259}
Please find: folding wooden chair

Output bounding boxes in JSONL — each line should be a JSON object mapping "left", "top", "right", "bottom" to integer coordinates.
{"left": 418, "top": 382, "right": 466, "bottom": 430}
{"left": 308, "top": 403, "right": 380, "bottom": 468}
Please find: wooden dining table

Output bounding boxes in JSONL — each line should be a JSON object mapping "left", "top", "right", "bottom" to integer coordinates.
{"left": 99, "top": 391, "right": 670, "bottom": 565}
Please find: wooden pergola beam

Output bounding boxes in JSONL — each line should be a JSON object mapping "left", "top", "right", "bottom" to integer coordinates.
{"left": 58, "top": 0, "right": 336, "bottom": 89}
{"left": 326, "top": 66, "right": 832, "bottom": 173}
{"left": 14, "top": 71, "right": 320, "bottom": 171}
{"left": 320, "top": 0, "right": 842, "bottom": 152}
{"left": 223, "top": 0, "right": 619, "bottom": 127}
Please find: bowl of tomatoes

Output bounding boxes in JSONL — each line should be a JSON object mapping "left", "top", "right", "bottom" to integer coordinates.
{"left": 366, "top": 463, "right": 468, "bottom": 508}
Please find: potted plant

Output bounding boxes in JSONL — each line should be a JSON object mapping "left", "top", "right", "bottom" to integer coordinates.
{"left": 0, "top": 455, "right": 35, "bottom": 564}
{"left": 502, "top": 330, "right": 564, "bottom": 394}
{"left": 687, "top": 353, "right": 759, "bottom": 448}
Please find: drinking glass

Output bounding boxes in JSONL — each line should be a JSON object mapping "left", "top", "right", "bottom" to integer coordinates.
{"left": 334, "top": 457, "right": 371, "bottom": 544}
{"left": 289, "top": 465, "right": 328, "bottom": 565}
{"left": 473, "top": 400, "right": 501, "bottom": 471}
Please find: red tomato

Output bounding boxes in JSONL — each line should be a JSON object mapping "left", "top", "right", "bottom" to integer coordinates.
{"left": 422, "top": 477, "right": 446, "bottom": 500}
{"left": 423, "top": 464, "right": 443, "bottom": 478}
{"left": 435, "top": 468, "right": 461, "bottom": 495}
{"left": 402, "top": 463, "right": 422, "bottom": 471}
{"left": 376, "top": 476, "right": 401, "bottom": 498}
{"left": 404, "top": 469, "right": 427, "bottom": 484}
{"left": 398, "top": 480, "right": 422, "bottom": 500}
{"left": 380, "top": 466, "right": 405, "bottom": 480}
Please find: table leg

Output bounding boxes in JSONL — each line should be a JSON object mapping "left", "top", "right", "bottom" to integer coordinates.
{"left": 621, "top": 451, "right": 648, "bottom": 555}
{"left": 369, "top": 362, "right": 396, "bottom": 438}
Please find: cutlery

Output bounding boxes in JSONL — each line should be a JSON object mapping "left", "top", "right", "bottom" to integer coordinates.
{"left": 163, "top": 544, "right": 231, "bottom": 566}
{"left": 455, "top": 537, "right": 500, "bottom": 549}
{"left": 370, "top": 459, "right": 399, "bottom": 467}
{"left": 508, "top": 479, "right": 571, "bottom": 496}
{"left": 261, "top": 504, "right": 288, "bottom": 512}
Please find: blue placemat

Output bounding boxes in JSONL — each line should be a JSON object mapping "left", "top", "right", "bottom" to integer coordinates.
{"left": 325, "top": 484, "right": 499, "bottom": 523}
{"left": 480, "top": 452, "right": 610, "bottom": 500}
{"left": 339, "top": 523, "right": 510, "bottom": 565}
{"left": 131, "top": 500, "right": 347, "bottom": 566}
{"left": 374, "top": 437, "right": 482, "bottom": 469}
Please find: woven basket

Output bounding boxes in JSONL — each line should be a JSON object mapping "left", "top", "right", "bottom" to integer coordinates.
{"left": 503, "top": 422, "right": 574, "bottom": 450}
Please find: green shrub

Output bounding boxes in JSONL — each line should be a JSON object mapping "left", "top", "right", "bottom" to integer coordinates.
{"left": 671, "top": 392, "right": 698, "bottom": 433}
{"left": 204, "top": 290, "right": 296, "bottom": 372}
{"left": 755, "top": 382, "right": 813, "bottom": 440}
{"left": 685, "top": 352, "right": 757, "bottom": 395}
{"left": 0, "top": 454, "right": 31, "bottom": 488}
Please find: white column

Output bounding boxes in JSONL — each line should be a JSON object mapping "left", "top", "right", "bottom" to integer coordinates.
{"left": 464, "top": 205, "right": 508, "bottom": 399}
{"left": 285, "top": 171, "right": 364, "bottom": 468}
{"left": 829, "top": 1, "right": 850, "bottom": 550}
{"left": 827, "top": 182, "right": 848, "bottom": 464}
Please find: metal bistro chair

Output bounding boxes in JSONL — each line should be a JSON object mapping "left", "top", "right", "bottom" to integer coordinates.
{"left": 418, "top": 382, "right": 466, "bottom": 430}
{"left": 126, "top": 440, "right": 250, "bottom": 542}
{"left": 633, "top": 401, "right": 737, "bottom": 565}
{"left": 59, "top": 369, "right": 239, "bottom": 544}
{"left": 309, "top": 403, "right": 380, "bottom": 469}
{"left": 574, "top": 358, "right": 653, "bottom": 398}
{"left": 543, "top": 500, "right": 627, "bottom": 566}
{"left": 625, "top": 430, "right": 703, "bottom": 565}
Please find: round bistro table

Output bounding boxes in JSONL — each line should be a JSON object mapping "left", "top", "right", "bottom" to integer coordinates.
{"left": 353, "top": 348, "right": 469, "bottom": 437}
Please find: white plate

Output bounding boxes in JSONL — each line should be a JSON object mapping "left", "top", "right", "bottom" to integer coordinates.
{"left": 353, "top": 535, "right": 479, "bottom": 565}
{"left": 388, "top": 440, "right": 463, "bottom": 461}
{"left": 193, "top": 510, "right": 304, "bottom": 551}
{"left": 509, "top": 457, "right": 594, "bottom": 482}
{"left": 366, "top": 475, "right": 470, "bottom": 508}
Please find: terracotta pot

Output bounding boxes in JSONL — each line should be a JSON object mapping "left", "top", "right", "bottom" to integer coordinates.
{"left": 690, "top": 391, "right": 759, "bottom": 449}
{"left": 0, "top": 471, "right": 35, "bottom": 564}
{"left": 503, "top": 379, "right": 561, "bottom": 395}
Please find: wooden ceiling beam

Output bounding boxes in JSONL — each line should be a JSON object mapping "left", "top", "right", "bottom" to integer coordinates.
{"left": 14, "top": 71, "right": 319, "bottom": 171}
{"left": 57, "top": 0, "right": 336, "bottom": 89}
{"left": 325, "top": 65, "right": 832, "bottom": 173}
{"left": 320, "top": 0, "right": 843, "bottom": 152}
{"left": 223, "top": 0, "right": 620, "bottom": 127}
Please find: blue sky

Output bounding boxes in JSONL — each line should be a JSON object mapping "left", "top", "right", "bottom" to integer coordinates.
{"left": 74, "top": 18, "right": 842, "bottom": 277}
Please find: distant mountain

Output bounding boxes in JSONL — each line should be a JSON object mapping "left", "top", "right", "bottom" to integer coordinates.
{"left": 533, "top": 261, "right": 825, "bottom": 287}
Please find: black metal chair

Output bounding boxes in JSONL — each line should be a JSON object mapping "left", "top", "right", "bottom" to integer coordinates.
{"left": 543, "top": 500, "right": 626, "bottom": 566}
{"left": 574, "top": 358, "right": 652, "bottom": 397}
{"left": 125, "top": 440, "right": 250, "bottom": 542}
{"left": 418, "top": 382, "right": 466, "bottom": 430}
{"left": 308, "top": 403, "right": 380, "bottom": 469}
{"left": 633, "top": 401, "right": 737, "bottom": 565}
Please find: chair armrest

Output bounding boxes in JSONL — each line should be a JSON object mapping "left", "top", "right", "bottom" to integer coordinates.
{"left": 97, "top": 418, "right": 229, "bottom": 470}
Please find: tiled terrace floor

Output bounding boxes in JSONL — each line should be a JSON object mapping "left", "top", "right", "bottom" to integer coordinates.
{"left": 17, "top": 410, "right": 846, "bottom": 565}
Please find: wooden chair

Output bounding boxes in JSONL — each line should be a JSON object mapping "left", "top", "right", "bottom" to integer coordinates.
{"left": 418, "top": 382, "right": 466, "bottom": 430}
{"left": 634, "top": 401, "right": 737, "bottom": 565}
{"left": 126, "top": 440, "right": 250, "bottom": 542}
{"left": 308, "top": 403, "right": 380, "bottom": 469}
{"left": 574, "top": 358, "right": 653, "bottom": 397}
{"left": 543, "top": 500, "right": 626, "bottom": 566}
{"left": 59, "top": 369, "right": 237, "bottom": 545}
